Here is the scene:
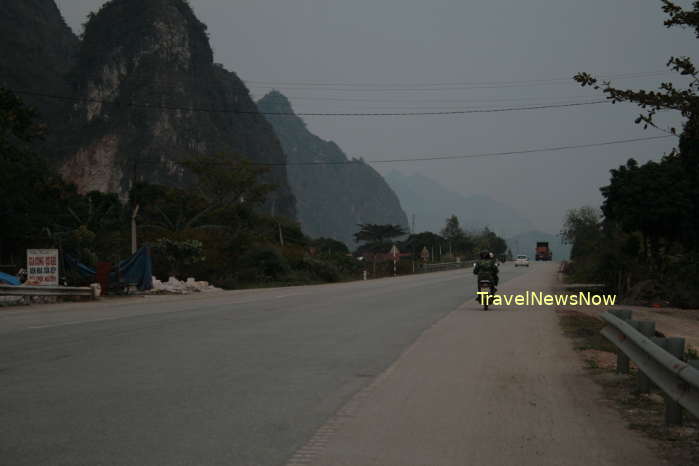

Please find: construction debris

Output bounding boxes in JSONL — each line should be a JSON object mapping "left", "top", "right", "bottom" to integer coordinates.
{"left": 149, "top": 277, "right": 222, "bottom": 294}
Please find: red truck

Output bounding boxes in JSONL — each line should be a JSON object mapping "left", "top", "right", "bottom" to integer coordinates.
{"left": 535, "top": 242, "right": 552, "bottom": 261}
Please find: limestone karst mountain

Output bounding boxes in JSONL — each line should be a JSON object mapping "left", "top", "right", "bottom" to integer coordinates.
{"left": 1, "top": 0, "right": 296, "bottom": 218}
{"left": 258, "top": 91, "right": 409, "bottom": 245}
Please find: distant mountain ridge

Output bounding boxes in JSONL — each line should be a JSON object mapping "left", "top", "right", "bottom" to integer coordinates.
{"left": 258, "top": 91, "right": 409, "bottom": 245}
{"left": 384, "top": 171, "right": 535, "bottom": 237}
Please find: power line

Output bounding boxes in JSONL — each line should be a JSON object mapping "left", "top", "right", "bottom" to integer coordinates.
{"left": 135, "top": 135, "right": 673, "bottom": 167}
{"left": 256, "top": 93, "right": 600, "bottom": 105}
{"left": 243, "top": 70, "right": 671, "bottom": 90}
{"left": 1, "top": 74, "right": 600, "bottom": 106}
{"left": 10, "top": 89, "right": 607, "bottom": 116}
{"left": 5, "top": 75, "right": 608, "bottom": 107}
{"left": 273, "top": 100, "right": 606, "bottom": 116}
{"left": 364, "top": 135, "right": 674, "bottom": 164}
{"left": 247, "top": 72, "right": 676, "bottom": 93}
{"left": 2, "top": 68, "right": 668, "bottom": 92}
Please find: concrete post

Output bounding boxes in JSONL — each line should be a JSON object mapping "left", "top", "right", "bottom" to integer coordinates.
{"left": 611, "top": 310, "right": 633, "bottom": 374}
{"left": 661, "top": 337, "right": 685, "bottom": 426}
{"left": 631, "top": 321, "right": 656, "bottom": 393}
{"left": 131, "top": 204, "right": 140, "bottom": 255}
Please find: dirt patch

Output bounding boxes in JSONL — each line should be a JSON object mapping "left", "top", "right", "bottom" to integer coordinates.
{"left": 557, "top": 309, "right": 616, "bottom": 353}
{"left": 554, "top": 276, "right": 699, "bottom": 350}
{"left": 558, "top": 310, "right": 699, "bottom": 466}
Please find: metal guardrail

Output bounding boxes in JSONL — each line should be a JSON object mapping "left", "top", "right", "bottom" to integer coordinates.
{"left": 601, "top": 309, "right": 699, "bottom": 425}
{"left": 0, "top": 284, "right": 96, "bottom": 304}
{"left": 420, "top": 262, "right": 470, "bottom": 273}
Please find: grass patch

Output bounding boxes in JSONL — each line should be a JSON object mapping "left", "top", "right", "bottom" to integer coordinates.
{"left": 558, "top": 311, "right": 616, "bottom": 352}
{"left": 584, "top": 357, "right": 599, "bottom": 369}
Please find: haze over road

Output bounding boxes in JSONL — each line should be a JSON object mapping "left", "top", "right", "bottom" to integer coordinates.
{"left": 0, "top": 264, "right": 657, "bottom": 465}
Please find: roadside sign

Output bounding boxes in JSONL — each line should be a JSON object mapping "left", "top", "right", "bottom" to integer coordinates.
{"left": 390, "top": 245, "right": 400, "bottom": 277}
{"left": 420, "top": 246, "right": 430, "bottom": 261}
{"left": 26, "top": 249, "right": 59, "bottom": 286}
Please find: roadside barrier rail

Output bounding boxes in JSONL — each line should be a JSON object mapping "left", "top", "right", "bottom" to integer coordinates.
{"left": 420, "top": 262, "right": 469, "bottom": 273}
{"left": 0, "top": 284, "right": 97, "bottom": 304}
{"left": 601, "top": 309, "right": 699, "bottom": 426}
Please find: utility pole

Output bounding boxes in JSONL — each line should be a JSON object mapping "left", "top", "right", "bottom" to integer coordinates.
{"left": 131, "top": 204, "right": 140, "bottom": 254}
{"left": 411, "top": 214, "right": 416, "bottom": 235}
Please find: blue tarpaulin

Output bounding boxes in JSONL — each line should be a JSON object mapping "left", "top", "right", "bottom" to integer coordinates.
{"left": 0, "top": 272, "right": 21, "bottom": 286}
{"left": 63, "top": 247, "right": 153, "bottom": 291}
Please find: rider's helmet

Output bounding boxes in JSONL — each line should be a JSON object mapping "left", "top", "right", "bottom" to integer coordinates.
{"left": 479, "top": 250, "right": 490, "bottom": 259}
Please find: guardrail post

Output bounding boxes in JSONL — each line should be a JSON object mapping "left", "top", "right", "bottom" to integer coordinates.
{"left": 665, "top": 338, "right": 685, "bottom": 426}
{"left": 601, "top": 311, "right": 699, "bottom": 427}
{"left": 610, "top": 310, "right": 633, "bottom": 373}
{"left": 651, "top": 337, "right": 686, "bottom": 426}
{"left": 609, "top": 309, "right": 633, "bottom": 320}
{"left": 630, "top": 320, "right": 656, "bottom": 393}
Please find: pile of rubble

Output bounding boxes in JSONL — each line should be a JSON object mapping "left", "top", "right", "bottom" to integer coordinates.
{"left": 0, "top": 296, "right": 24, "bottom": 306}
{"left": 149, "top": 277, "right": 222, "bottom": 294}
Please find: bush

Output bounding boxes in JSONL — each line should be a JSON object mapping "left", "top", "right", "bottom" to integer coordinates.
{"left": 334, "top": 256, "right": 364, "bottom": 276}
{"left": 151, "top": 238, "right": 205, "bottom": 279}
{"left": 238, "top": 247, "right": 290, "bottom": 281}
{"left": 299, "top": 258, "right": 341, "bottom": 283}
{"left": 665, "top": 254, "right": 699, "bottom": 308}
{"left": 213, "top": 276, "right": 238, "bottom": 290}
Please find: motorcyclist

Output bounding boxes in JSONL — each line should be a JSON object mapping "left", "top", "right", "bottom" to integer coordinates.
{"left": 473, "top": 250, "right": 499, "bottom": 294}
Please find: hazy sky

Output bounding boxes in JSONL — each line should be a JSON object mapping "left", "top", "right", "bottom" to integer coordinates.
{"left": 56, "top": 0, "right": 697, "bottom": 235}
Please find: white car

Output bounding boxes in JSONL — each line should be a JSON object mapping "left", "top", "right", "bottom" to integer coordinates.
{"left": 514, "top": 255, "right": 529, "bottom": 267}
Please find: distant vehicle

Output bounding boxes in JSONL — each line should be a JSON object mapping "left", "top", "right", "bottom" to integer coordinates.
{"left": 515, "top": 255, "right": 529, "bottom": 267}
{"left": 535, "top": 242, "right": 552, "bottom": 261}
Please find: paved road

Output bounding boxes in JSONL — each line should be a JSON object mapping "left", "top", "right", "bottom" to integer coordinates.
{"left": 1, "top": 265, "right": 527, "bottom": 466}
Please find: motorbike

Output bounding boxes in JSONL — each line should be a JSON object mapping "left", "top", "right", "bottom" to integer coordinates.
{"left": 477, "top": 279, "right": 494, "bottom": 310}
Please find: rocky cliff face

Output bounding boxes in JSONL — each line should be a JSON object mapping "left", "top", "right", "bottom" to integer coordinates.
{"left": 60, "top": 0, "right": 295, "bottom": 218}
{"left": 0, "top": 0, "right": 79, "bottom": 138}
{"left": 257, "top": 91, "right": 409, "bottom": 245}
{"left": 2, "top": 0, "right": 295, "bottom": 219}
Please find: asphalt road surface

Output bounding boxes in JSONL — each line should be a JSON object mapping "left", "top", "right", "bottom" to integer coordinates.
{"left": 0, "top": 265, "right": 522, "bottom": 465}
{"left": 0, "top": 263, "right": 658, "bottom": 465}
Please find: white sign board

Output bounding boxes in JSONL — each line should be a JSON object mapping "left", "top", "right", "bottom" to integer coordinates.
{"left": 27, "top": 249, "right": 59, "bottom": 286}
